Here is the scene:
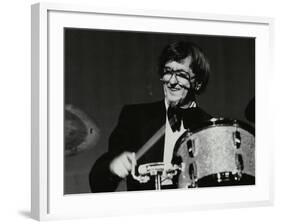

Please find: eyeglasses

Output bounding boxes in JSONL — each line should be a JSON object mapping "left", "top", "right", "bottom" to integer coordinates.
{"left": 160, "top": 68, "right": 194, "bottom": 84}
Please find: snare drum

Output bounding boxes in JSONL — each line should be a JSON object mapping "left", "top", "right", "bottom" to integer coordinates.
{"left": 172, "top": 118, "right": 255, "bottom": 188}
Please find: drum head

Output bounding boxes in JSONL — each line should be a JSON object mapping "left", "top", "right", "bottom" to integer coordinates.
{"left": 172, "top": 118, "right": 255, "bottom": 188}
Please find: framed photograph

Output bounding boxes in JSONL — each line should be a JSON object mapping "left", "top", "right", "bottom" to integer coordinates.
{"left": 31, "top": 2, "right": 274, "bottom": 221}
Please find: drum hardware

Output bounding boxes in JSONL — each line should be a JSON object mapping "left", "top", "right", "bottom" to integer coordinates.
{"left": 131, "top": 162, "right": 182, "bottom": 190}
{"left": 155, "top": 173, "right": 161, "bottom": 190}
{"left": 187, "top": 139, "right": 196, "bottom": 157}
{"left": 200, "top": 171, "right": 241, "bottom": 183}
{"left": 210, "top": 117, "right": 218, "bottom": 126}
{"left": 216, "top": 172, "right": 240, "bottom": 183}
{"left": 188, "top": 162, "right": 198, "bottom": 188}
{"left": 233, "top": 130, "right": 241, "bottom": 149}
{"left": 216, "top": 172, "right": 224, "bottom": 183}
{"left": 235, "top": 153, "right": 244, "bottom": 181}
{"left": 232, "top": 121, "right": 241, "bottom": 149}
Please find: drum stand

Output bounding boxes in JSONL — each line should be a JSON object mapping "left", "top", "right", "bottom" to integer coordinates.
{"left": 150, "top": 170, "right": 163, "bottom": 190}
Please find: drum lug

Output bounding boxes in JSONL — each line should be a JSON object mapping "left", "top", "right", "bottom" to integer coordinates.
{"left": 234, "top": 173, "right": 242, "bottom": 181}
{"left": 235, "top": 153, "right": 244, "bottom": 181}
{"left": 233, "top": 130, "right": 241, "bottom": 149}
{"left": 188, "top": 182, "right": 198, "bottom": 188}
{"left": 235, "top": 153, "right": 244, "bottom": 171}
{"left": 188, "top": 162, "right": 198, "bottom": 188}
{"left": 187, "top": 139, "right": 196, "bottom": 157}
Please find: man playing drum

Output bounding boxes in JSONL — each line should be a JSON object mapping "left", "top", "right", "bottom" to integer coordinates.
{"left": 89, "top": 41, "right": 212, "bottom": 192}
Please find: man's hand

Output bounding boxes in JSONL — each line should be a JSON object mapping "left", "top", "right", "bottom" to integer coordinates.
{"left": 109, "top": 152, "right": 136, "bottom": 178}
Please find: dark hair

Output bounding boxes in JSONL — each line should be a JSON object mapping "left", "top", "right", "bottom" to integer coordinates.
{"left": 158, "top": 41, "right": 210, "bottom": 94}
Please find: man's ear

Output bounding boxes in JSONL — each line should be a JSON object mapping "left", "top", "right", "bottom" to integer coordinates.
{"left": 195, "top": 82, "right": 202, "bottom": 91}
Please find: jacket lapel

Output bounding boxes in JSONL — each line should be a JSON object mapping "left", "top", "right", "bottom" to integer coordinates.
{"left": 138, "top": 100, "right": 166, "bottom": 164}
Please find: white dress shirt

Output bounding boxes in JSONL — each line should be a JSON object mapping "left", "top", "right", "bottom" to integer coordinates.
{"left": 161, "top": 100, "right": 197, "bottom": 185}
{"left": 163, "top": 100, "right": 197, "bottom": 165}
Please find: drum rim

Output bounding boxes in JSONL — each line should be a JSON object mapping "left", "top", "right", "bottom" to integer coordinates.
{"left": 173, "top": 117, "right": 255, "bottom": 153}
{"left": 187, "top": 117, "right": 254, "bottom": 135}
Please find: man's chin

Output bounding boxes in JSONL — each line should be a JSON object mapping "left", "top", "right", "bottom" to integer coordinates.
{"left": 167, "top": 98, "right": 181, "bottom": 107}
{"left": 167, "top": 96, "right": 192, "bottom": 107}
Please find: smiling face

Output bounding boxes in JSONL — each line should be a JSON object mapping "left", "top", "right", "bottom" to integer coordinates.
{"left": 162, "top": 56, "right": 196, "bottom": 107}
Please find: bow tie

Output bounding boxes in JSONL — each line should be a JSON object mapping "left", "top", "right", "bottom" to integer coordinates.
{"left": 167, "top": 106, "right": 184, "bottom": 132}
{"left": 167, "top": 106, "right": 208, "bottom": 132}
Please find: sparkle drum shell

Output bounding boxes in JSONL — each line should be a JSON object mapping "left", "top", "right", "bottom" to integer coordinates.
{"left": 173, "top": 118, "right": 255, "bottom": 188}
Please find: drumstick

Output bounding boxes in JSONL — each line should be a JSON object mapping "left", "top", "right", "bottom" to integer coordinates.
{"left": 135, "top": 116, "right": 176, "bottom": 161}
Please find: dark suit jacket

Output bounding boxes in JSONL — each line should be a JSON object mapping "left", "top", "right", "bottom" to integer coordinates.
{"left": 89, "top": 100, "right": 211, "bottom": 192}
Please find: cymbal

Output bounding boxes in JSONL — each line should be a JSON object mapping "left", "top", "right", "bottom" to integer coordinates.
{"left": 65, "top": 104, "right": 100, "bottom": 156}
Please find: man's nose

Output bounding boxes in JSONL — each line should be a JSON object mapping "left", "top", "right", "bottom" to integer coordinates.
{"left": 169, "top": 74, "right": 178, "bottom": 84}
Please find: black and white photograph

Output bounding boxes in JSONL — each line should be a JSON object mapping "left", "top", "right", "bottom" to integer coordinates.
{"left": 64, "top": 28, "right": 255, "bottom": 194}
{"left": 26, "top": 0, "right": 278, "bottom": 222}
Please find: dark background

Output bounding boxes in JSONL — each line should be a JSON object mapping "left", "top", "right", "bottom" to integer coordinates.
{"left": 64, "top": 28, "right": 255, "bottom": 194}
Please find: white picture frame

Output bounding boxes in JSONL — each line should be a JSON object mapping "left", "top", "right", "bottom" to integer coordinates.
{"left": 31, "top": 2, "right": 274, "bottom": 221}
